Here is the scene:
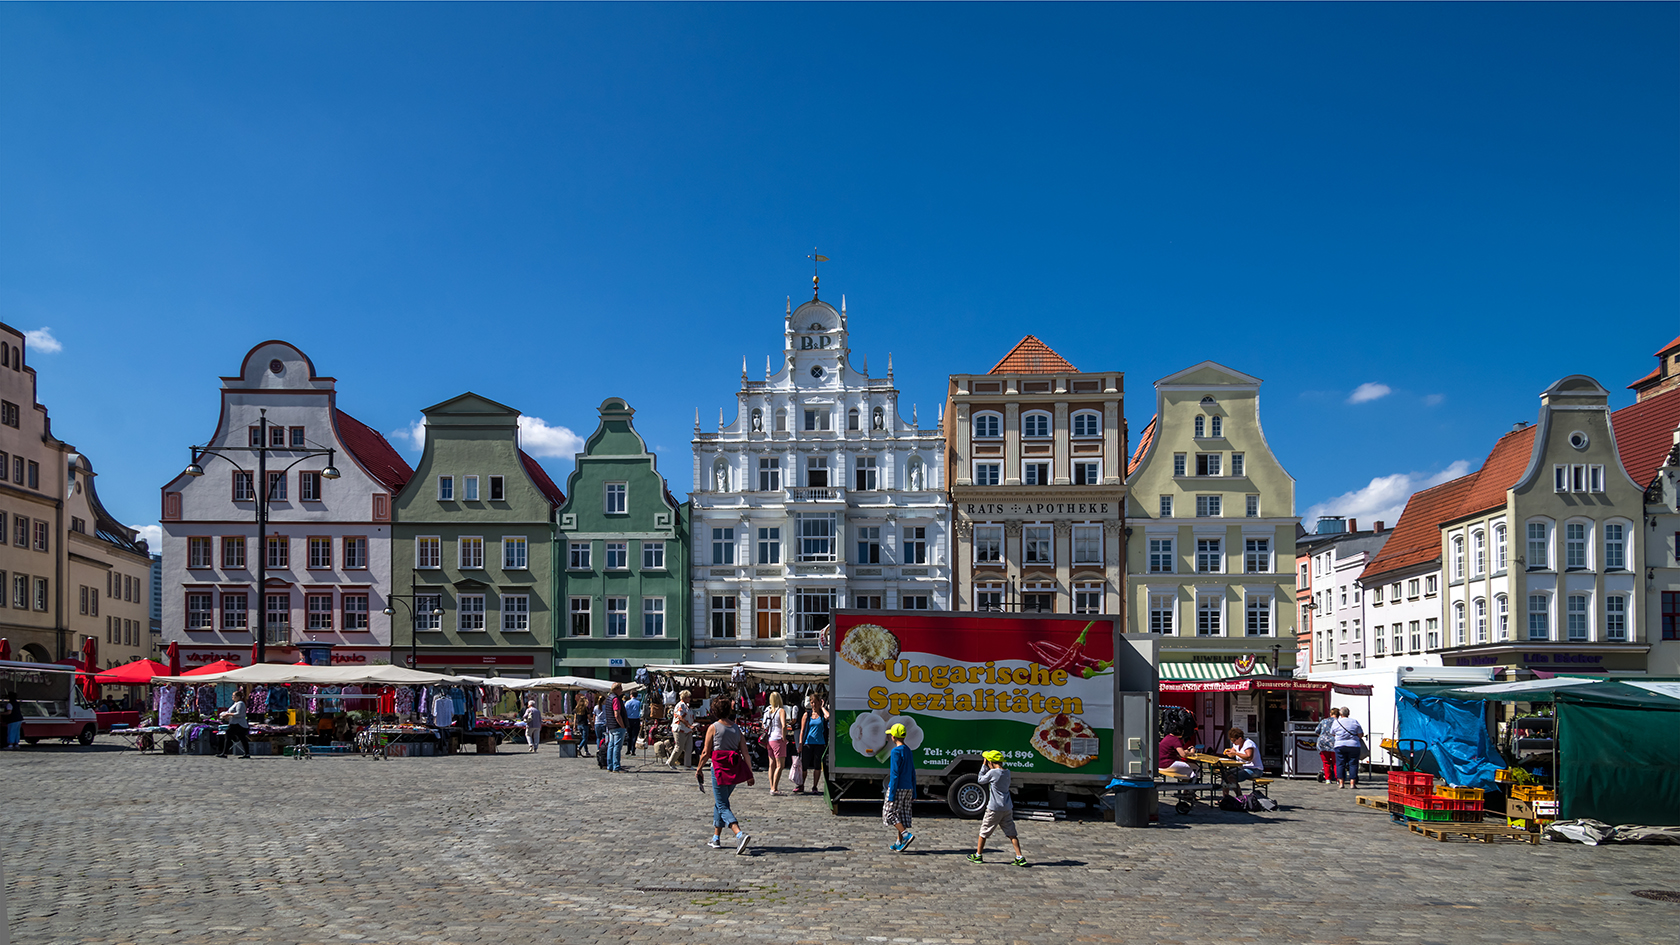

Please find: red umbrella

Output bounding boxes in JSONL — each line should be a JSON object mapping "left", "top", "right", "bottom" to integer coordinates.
{"left": 166, "top": 642, "right": 181, "bottom": 678}
{"left": 0, "top": 637, "right": 10, "bottom": 661}
{"left": 93, "top": 659, "right": 172, "bottom": 686}
{"left": 251, "top": 639, "right": 261, "bottom": 666}
{"left": 183, "top": 659, "right": 243, "bottom": 677}
{"left": 80, "top": 637, "right": 99, "bottom": 701}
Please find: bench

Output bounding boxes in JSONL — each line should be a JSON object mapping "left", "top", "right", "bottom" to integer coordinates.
{"left": 1156, "top": 770, "right": 1222, "bottom": 814}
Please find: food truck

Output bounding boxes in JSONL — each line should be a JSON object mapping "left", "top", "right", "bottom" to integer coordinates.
{"left": 0, "top": 660, "right": 98, "bottom": 745}
{"left": 829, "top": 610, "right": 1155, "bottom": 817}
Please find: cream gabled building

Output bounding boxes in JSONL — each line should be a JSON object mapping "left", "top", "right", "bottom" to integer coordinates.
{"left": 1125, "top": 361, "right": 1299, "bottom": 671}
{"left": 690, "top": 293, "right": 949, "bottom": 663}
{"left": 67, "top": 454, "right": 154, "bottom": 669}
{"left": 944, "top": 336, "right": 1127, "bottom": 615}
{"left": 0, "top": 323, "right": 72, "bottom": 663}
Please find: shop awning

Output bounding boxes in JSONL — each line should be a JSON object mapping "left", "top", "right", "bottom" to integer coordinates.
{"left": 1159, "top": 660, "right": 1270, "bottom": 681}
{"left": 92, "top": 659, "right": 172, "bottom": 686}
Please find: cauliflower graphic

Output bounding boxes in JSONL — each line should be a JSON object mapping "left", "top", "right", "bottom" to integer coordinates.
{"left": 849, "top": 706, "right": 925, "bottom": 757}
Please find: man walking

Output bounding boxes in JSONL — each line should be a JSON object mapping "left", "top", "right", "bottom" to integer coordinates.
{"left": 605, "top": 683, "right": 629, "bottom": 771}
{"left": 623, "top": 690, "right": 643, "bottom": 756}
{"left": 522, "top": 699, "right": 543, "bottom": 753}
{"left": 216, "top": 688, "right": 252, "bottom": 759}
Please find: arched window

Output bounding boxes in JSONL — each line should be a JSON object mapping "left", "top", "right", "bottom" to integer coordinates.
{"left": 1072, "top": 411, "right": 1100, "bottom": 437}
{"left": 1451, "top": 535, "right": 1465, "bottom": 581}
{"left": 750, "top": 408, "right": 763, "bottom": 432}
{"left": 1210, "top": 416, "right": 1223, "bottom": 438}
{"left": 1474, "top": 598, "right": 1488, "bottom": 643}
{"left": 973, "top": 412, "right": 1002, "bottom": 439}
{"left": 1493, "top": 524, "right": 1507, "bottom": 571}
{"left": 1564, "top": 519, "right": 1590, "bottom": 570}
{"left": 1194, "top": 416, "right": 1205, "bottom": 438}
{"left": 1495, "top": 594, "right": 1509, "bottom": 640}
{"left": 1454, "top": 602, "right": 1466, "bottom": 645}
{"left": 1471, "top": 530, "right": 1486, "bottom": 576}
{"left": 774, "top": 408, "right": 787, "bottom": 432}
{"left": 847, "top": 408, "right": 860, "bottom": 431}
{"left": 1022, "top": 412, "right": 1051, "bottom": 438}
{"left": 1526, "top": 519, "right": 1552, "bottom": 571}
{"left": 1603, "top": 519, "right": 1628, "bottom": 570}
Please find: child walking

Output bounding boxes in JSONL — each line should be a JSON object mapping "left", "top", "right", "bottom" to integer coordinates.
{"left": 884, "top": 723, "right": 916, "bottom": 851}
{"left": 968, "top": 750, "right": 1026, "bottom": 866}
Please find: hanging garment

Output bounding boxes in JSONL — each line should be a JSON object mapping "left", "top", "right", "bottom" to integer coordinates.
{"left": 433, "top": 693, "right": 452, "bottom": 727}
{"left": 250, "top": 687, "right": 268, "bottom": 714}
{"left": 158, "top": 686, "right": 177, "bottom": 726}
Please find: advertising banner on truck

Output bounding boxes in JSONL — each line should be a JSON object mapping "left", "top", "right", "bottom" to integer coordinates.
{"left": 832, "top": 612, "right": 1116, "bottom": 777}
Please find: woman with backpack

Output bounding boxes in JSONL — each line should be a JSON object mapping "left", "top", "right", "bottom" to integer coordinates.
{"left": 762, "top": 692, "right": 789, "bottom": 795}
{"left": 1330, "top": 707, "right": 1368, "bottom": 789}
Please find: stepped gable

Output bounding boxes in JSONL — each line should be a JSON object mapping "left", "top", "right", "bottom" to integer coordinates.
{"left": 1611, "top": 385, "right": 1680, "bottom": 489}
{"left": 335, "top": 410, "right": 413, "bottom": 491}
{"left": 1359, "top": 475, "right": 1476, "bottom": 582}
{"left": 520, "top": 450, "right": 566, "bottom": 507}
{"left": 989, "top": 335, "right": 1077, "bottom": 375}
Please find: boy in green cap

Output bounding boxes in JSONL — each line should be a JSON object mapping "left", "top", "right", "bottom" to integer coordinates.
{"left": 884, "top": 723, "right": 916, "bottom": 851}
{"left": 968, "top": 750, "right": 1026, "bottom": 866}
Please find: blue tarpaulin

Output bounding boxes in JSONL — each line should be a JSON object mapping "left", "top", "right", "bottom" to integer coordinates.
{"left": 1395, "top": 688, "right": 1504, "bottom": 791}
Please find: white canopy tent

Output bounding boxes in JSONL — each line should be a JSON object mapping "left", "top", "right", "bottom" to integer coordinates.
{"left": 649, "top": 662, "right": 829, "bottom": 685}
{"left": 498, "top": 675, "right": 644, "bottom": 694}
{"left": 150, "top": 664, "right": 470, "bottom": 687}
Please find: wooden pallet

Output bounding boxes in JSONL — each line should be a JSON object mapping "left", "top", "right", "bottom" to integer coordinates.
{"left": 1408, "top": 822, "right": 1539, "bottom": 845}
{"left": 1355, "top": 795, "right": 1389, "bottom": 811}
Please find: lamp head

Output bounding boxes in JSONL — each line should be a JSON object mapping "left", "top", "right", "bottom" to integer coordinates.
{"left": 382, "top": 607, "right": 395, "bottom": 616}
{"left": 184, "top": 463, "right": 205, "bottom": 477}
{"left": 321, "top": 465, "right": 342, "bottom": 480}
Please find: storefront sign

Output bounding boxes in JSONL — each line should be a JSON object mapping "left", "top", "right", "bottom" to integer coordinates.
{"left": 186, "top": 652, "right": 245, "bottom": 664}
{"left": 414, "top": 654, "right": 535, "bottom": 666}
{"left": 956, "top": 502, "right": 1118, "bottom": 521}
{"left": 800, "top": 336, "right": 835, "bottom": 350}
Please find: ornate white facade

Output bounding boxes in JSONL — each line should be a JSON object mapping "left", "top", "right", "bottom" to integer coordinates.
{"left": 690, "top": 295, "right": 950, "bottom": 663}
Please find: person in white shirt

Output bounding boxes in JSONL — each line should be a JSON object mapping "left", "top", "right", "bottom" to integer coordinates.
{"left": 522, "top": 700, "right": 543, "bottom": 753}
{"left": 666, "top": 690, "right": 696, "bottom": 768}
{"left": 1221, "top": 726, "right": 1262, "bottom": 796}
{"left": 216, "top": 688, "right": 252, "bottom": 759}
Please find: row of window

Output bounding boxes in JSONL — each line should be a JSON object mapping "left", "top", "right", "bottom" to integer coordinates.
{"left": 569, "top": 596, "right": 668, "bottom": 637}
{"left": 1170, "top": 451, "right": 1245, "bottom": 478}
{"left": 1147, "top": 537, "right": 1272, "bottom": 574}
{"left": 1370, "top": 575, "right": 1439, "bottom": 604}
{"left": 186, "top": 591, "right": 376, "bottom": 632}
{"left": 1146, "top": 592, "right": 1274, "bottom": 636}
{"left": 0, "top": 511, "right": 50, "bottom": 553}
{"left": 971, "top": 410, "right": 1105, "bottom": 440}
{"left": 707, "top": 522, "right": 927, "bottom": 566}
{"left": 248, "top": 425, "right": 310, "bottom": 449}
{"left": 706, "top": 590, "right": 924, "bottom": 640}
{"left": 1, "top": 400, "right": 20, "bottom": 429}
{"left": 971, "top": 524, "right": 1106, "bottom": 566}
{"left": 749, "top": 405, "right": 898, "bottom": 434}
{"left": 1451, "top": 520, "right": 1630, "bottom": 579}
{"left": 733, "top": 456, "right": 928, "bottom": 492}
{"left": 228, "top": 470, "right": 329, "bottom": 502}
{"left": 76, "top": 571, "right": 144, "bottom": 617}
{"left": 1321, "top": 591, "right": 1639, "bottom": 657}
{"left": 566, "top": 540, "right": 666, "bottom": 571}
{"left": 1156, "top": 495, "right": 1261, "bottom": 518}
{"left": 0, "top": 571, "right": 49, "bottom": 611}
{"left": 974, "top": 582, "right": 1104, "bottom": 614}
{"left": 435, "top": 475, "right": 515, "bottom": 504}
{"left": 0, "top": 452, "right": 40, "bottom": 489}
{"left": 972, "top": 461, "right": 1102, "bottom": 486}
{"left": 188, "top": 535, "right": 372, "bottom": 570}
{"left": 106, "top": 616, "right": 142, "bottom": 648}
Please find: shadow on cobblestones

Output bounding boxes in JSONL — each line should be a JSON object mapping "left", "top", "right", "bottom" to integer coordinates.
{"left": 1, "top": 747, "right": 1675, "bottom": 944}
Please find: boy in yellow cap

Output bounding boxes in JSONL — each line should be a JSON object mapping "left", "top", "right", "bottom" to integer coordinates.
{"left": 884, "top": 723, "right": 917, "bottom": 851}
{"left": 969, "top": 750, "right": 1026, "bottom": 866}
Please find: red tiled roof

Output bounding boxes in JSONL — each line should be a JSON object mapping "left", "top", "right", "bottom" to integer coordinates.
{"left": 1451, "top": 426, "right": 1536, "bottom": 520}
{"left": 335, "top": 410, "right": 413, "bottom": 491}
{"left": 989, "top": 335, "right": 1077, "bottom": 375}
{"left": 1628, "top": 365, "right": 1663, "bottom": 392}
{"left": 1129, "top": 415, "right": 1156, "bottom": 476}
{"left": 1655, "top": 335, "right": 1680, "bottom": 357}
{"left": 1359, "top": 474, "right": 1477, "bottom": 582}
{"left": 1612, "top": 385, "right": 1680, "bottom": 489}
{"left": 520, "top": 450, "right": 565, "bottom": 507}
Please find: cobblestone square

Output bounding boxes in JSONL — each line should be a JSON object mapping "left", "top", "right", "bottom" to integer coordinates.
{"left": 2, "top": 744, "right": 1674, "bottom": 944}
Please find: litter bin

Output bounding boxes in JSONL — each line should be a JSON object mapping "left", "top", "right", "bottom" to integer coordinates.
{"left": 556, "top": 738, "right": 578, "bottom": 758}
{"left": 1112, "top": 777, "right": 1157, "bottom": 828}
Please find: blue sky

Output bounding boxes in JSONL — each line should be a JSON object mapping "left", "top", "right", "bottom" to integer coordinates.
{"left": 1, "top": 4, "right": 1675, "bottom": 548}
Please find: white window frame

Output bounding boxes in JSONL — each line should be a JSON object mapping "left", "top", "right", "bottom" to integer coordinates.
{"left": 1474, "top": 597, "right": 1488, "bottom": 643}
{"left": 463, "top": 475, "right": 479, "bottom": 501}
{"left": 1021, "top": 411, "right": 1052, "bottom": 439}
{"left": 973, "top": 462, "right": 1001, "bottom": 486}
{"left": 1527, "top": 593, "right": 1550, "bottom": 641}
{"left": 1196, "top": 594, "right": 1223, "bottom": 636}
{"left": 1564, "top": 520, "right": 1590, "bottom": 571}
{"left": 642, "top": 540, "right": 666, "bottom": 570}
{"left": 502, "top": 536, "right": 528, "bottom": 570}
{"left": 1073, "top": 460, "right": 1101, "bottom": 486}
{"left": 501, "top": 594, "right": 529, "bottom": 632}
{"left": 1451, "top": 535, "right": 1465, "bottom": 581}
{"left": 712, "top": 527, "right": 736, "bottom": 565}
{"left": 1023, "top": 525, "right": 1053, "bottom": 565}
{"left": 1072, "top": 524, "right": 1103, "bottom": 565}
{"left": 605, "top": 597, "right": 629, "bottom": 637}
{"left": 604, "top": 482, "right": 627, "bottom": 515}
{"left": 1195, "top": 495, "right": 1222, "bottom": 518}
{"left": 569, "top": 597, "right": 592, "bottom": 637}
{"left": 458, "top": 536, "right": 484, "bottom": 570}
{"left": 974, "top": 525, "right": 1003, "bottom": 565}
{"left": 642, "top": 597, "right": 666, "bottom": 637}
{"left": 757, "top": 457, "right": 781, "bottom": 492}
{"left": 1453, "top": 602, "right": 1466, "bottom": 645}
{"left": 437, "top": 476, "right": 454, "bottom": 501}
{"left": 1158, "top": 495, "right": 1173, "bottom": 518}
{"left": 1071, "top": 410, "right": 1101, "bottom": 438}
{"left": 416, "top": 536, "right": 441, "bottom": 569}
{"left": 1245, "top": 594, "right": 1272, "bottom": 636}
{"left": 1148, "top": 593, "right": 1175, "bottom": 634}
{"left": 1472, "top": 530, "right": 1486, "bottom": 577}
{"left": 1527, "top": 520, "right": 1551, "bottom": 571}
{"left": 458, "top": 594, "right": 486, "bottom": 632}
{"left": 488, "top": 475, "right": 504, "bottom": 501}
{"left": 605, "top": 541, "right": 629, "bottom": 571}
{"left": 1195, "top": 538, "right": 1222, "bottom": 573}
{"left": 1494, "top": 524, "right": 1508, "bottom": 571}
{"left": 568, "top": 540, "right": 591, "bottom": 570}
{"left": 1605, "top": 594, "right": 1626, "bottom": 641}
{"left": 1245, "top": 495, "right": 1259, "bottom": 518}
{"left": 1173, "top": 453, "right": 1187, "bottom": 477}
{"left": 972, "top": 411, "right": 1003, "bottom": 439}
{"left": 1566, "top": 593, "right": 1590, "bottom": 641}
{"left": 1604, "top": 521, "right": 1627, "bottom": 571}
{"left": 1496, "top": 594, "right": 1509, "bottom": 640}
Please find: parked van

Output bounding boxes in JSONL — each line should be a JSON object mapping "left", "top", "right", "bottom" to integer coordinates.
{"left": 0, "top": 660, "right": 97, "bottom": 745}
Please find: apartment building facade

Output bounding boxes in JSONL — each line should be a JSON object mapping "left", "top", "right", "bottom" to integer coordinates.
{"left": 690, "top": 294, "right": 949, "bottom": 664}
{"left": 1297, "top": 520, "right": 1389, "bottom": 672}
{"left": 66, "top": 454, "right": 153, "bottom": 669}
{"left": 0, "top": 323, "right": 70, "bottom": 662}
{"left": 944, "top": 336, "right": 1126, "bottom": 615}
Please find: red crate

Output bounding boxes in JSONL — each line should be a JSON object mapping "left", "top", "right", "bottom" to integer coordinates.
{"left": 1442, "top": 797, "right": 1482, "bottom": 812}
{"left": 1389, "top": 791, "right": 1446, "bottom": 811}
{"left": 1388, "top": 770, "right": 1434, "bottom": 792}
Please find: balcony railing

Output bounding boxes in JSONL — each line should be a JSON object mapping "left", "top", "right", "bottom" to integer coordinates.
{"left": 263, "top": 624, "right": 291, "bottom": 646}
{"left": 787, "top": 486, "right": 843, "bottom": 502}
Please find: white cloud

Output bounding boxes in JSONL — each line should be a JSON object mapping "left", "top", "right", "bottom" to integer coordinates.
{"left": 1306, "top": 460, "right": 1473, "bottom": 532}
{"left": 1423, "top": 393, "right": 1445, "bottom": 407}
{"left": 518, "top": 415, "right": 584, "bottom": 459}
{"left": 388, "top": 418, "right": 427, "bottom": 453}
{"left": 24, "top": 328, "right": 61, "bottom": 354}
{"left": 1347, "top": 382, "right": 1392, "bottom": 405}
{"left": 133, "top": 523, "right": 162, "bottom": 551}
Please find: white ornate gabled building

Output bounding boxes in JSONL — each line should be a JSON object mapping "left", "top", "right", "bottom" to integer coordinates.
{"left": 690, "top": 293, "right": 950, "bottom": 663}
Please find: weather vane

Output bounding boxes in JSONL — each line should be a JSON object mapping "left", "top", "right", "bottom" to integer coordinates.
{"left": 807, "top": 249, "right": 828, "bottom": 299}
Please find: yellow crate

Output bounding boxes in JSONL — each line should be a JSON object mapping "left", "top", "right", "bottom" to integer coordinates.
{"left": 1511, "top": 785, "right": 1556, "bottom": 802}
{"left": 1435, "top": 785, "right": 1484, "bottom": 801}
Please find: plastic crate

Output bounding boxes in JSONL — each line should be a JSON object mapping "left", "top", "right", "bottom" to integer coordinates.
{"left": 1511, "top": 785, "right": 1555, "bottom": 802}
{"left": 1403, "top": 805, "right": 1453, "bottom": 821}
{"left": 1388, "top": 770, "right": 1434, "bottom": 792}
{"left": 1435, "top": 785, "right": 1484, "bottom": 801}
{"left": 1448, "top": 809, "right": 1485, "bottom": 823}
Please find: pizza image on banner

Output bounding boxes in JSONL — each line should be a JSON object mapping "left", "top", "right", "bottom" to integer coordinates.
{"left": 831, "top": 612, "right": 1116, "bottom": 777}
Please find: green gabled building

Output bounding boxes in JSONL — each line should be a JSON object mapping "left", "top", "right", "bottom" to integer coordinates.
{"left": 555, "top": 398, "right": 690, "bottom": 681}
{"left": 391, "top": 393, "right": 565, "bottom": 678}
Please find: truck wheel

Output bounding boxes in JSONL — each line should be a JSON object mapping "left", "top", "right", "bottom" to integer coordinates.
{"left": 78, "top": 726, "right": 96, "bottom": 746}
{"left": 945, "top": 773, "right": 988, "bottom": 818}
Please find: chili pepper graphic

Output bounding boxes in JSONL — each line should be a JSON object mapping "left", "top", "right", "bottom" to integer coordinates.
{"left": 1029, "top": 621, "right": 1113, "bottom": 677}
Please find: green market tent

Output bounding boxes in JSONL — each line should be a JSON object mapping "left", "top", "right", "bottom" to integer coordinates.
{"left": 1436, "top": 678, "right": 1680, "bottom": 826}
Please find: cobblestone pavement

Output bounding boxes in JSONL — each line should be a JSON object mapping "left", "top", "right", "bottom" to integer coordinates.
{"left": 2, "top": 743, "right": 1675, "bottom": 944}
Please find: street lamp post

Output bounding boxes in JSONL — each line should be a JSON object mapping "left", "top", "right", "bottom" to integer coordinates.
{"left": 384, "top": 572, "right": 444, "bottom": 671}
{"left": 184, "top": 409, "right": 341, "bottom": 665}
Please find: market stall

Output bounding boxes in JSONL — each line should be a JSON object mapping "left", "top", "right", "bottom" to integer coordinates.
{"left": 1159, "top": 675, "right": 1372, "bottom": 775}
